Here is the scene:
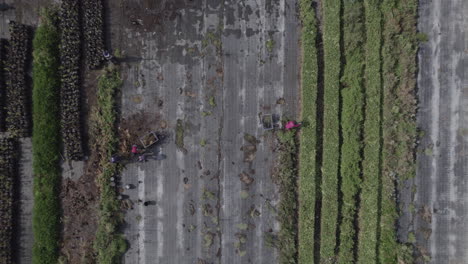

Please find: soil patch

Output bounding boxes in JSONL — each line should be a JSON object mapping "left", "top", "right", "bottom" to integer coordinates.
{"left": 60, "top": 160, "right": 99, "bottom": 263}
{"left": 241, "top": 133, "right": 260, "bottom": 163}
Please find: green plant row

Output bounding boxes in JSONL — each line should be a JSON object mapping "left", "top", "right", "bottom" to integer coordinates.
{"left": 380, "top": 0, "right": 418, "bottom": 263}
{"left": 31, "top": 8, "right": 62, "bottom": 264}
{"left": 276, "top": 130, "right": 299, "bottom": 264}
{"left": 91, "top": 66, "right": 127, "bottom": 264}
{"left": 298, "top": 0, "right": 318, "bottom": 263}
{"left": 338, "top": 0, "right": 366, "bottom": 262}
{"left": 320, "top": 0, "right": 342, "bottom": 262}
{"left": 357, "top": 0, "right": 383, "bottom": 262}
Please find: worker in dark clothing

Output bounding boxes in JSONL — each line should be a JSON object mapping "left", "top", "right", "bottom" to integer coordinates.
{"left": 131, "top": 19, "right": 143, "bottom": 26}
{"left": 0, "top": 4, "right": 13, "bottom": 12}
{"left": 103, "top": 50, "right": 113, "bottom": 61}
{"left": 138, "top": 155, "right": 147, "bottom": 163}
{"left": 110, "top": 155, "right": 120, "bottom": 163}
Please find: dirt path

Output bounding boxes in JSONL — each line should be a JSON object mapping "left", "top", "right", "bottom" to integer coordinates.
{"left": 414, "top": 0, "right": 468, "bottom": 262}
{"left": 107, "top": 0, "right": 300, "bottom": 263}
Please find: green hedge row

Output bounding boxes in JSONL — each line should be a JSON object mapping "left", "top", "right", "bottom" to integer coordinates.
{"left": 31, "top": 9, "right": 61, "bottom": 264}
{"left": 320, "top": 0, "right": 342, "bottom": 262}
{"left": 298, "top": 0, "right": 318, "bottom": 263}
{"left": 380, "top": 0, "right": 418, "bottom": 263}
{"left": 91, "top": 66, "right": 127, "bottom": 264}
{"left": 357, "top": 0, "right": 383, "bottom": 262}
{"left": 338, "top": 0, "right": 366, "bottom": 262}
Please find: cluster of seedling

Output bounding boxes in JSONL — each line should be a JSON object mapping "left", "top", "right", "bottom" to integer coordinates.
{"left": 5, "top": 22, "right": 30, "bottom": 137}
{"left": 0, "top": 39, "right": 8, "bottom": 132}
{"left": 59, "top": 0, "right": 83, "bottom": 160}
{"left": 0, "top": 138, "right": 17, "bottom": 264}
{"left": 82, "top": 0, "right": 104, "bottom": 69}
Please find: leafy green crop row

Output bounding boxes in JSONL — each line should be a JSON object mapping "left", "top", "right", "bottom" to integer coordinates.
{"left": 357, "top": 0, "right": 383, "bottom": 262}
{"left": 31, "top": 9, "right": 62, "bottom": 264}
{"left": 91, "top": 66, "right": 127, "bottom": 264}
{"left": 338, "top": 0, "right": 366, "bottom": 262}
{"left": 320, "top": 0, "right": 342, "bottom": 262}
{"left": 298, "top": 0, "right": 418, "bottom": 262}
{"left": 298, "top": 0, "right": 318, "bottom": 263}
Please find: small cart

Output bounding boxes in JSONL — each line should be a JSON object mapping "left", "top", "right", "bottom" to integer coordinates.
{"left": 261, "top": 114, "right": 273, "bottom": 130}
{"left": 261, "top": 114, "right": 281, "bottom": 130}
{"left": 139, "top": 131, "right": 160, "bottom": 149}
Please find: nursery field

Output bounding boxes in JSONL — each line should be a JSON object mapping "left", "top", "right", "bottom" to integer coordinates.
{"left": 299, "top": 0, "right": 418, "bottom": 263}
{"left": 6, "top": 0, "right": 468, "bottom": 263}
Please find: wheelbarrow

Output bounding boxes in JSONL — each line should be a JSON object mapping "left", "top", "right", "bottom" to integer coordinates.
{"left": 139, "top": 131, "right": 160, "bottom": 149}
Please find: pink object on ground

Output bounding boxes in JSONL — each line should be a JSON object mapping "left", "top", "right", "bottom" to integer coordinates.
{"left": 285, "top": 121, "right": 301, "bottom": 130}
{"left": 131, "top": 145, "right": 138, "bottom": 154}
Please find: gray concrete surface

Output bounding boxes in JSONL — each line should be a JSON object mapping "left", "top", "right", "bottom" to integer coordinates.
{"left": 413, "top": 0, "right": 468, "bottom": 263}
{"left": 17, "top": 138, "right": 33, "bottom": 264}
{"left": 108, "top": 0, "right": 300, "bottom": 263}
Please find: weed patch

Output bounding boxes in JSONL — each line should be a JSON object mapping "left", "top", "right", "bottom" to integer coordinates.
{"left": 208, "top": 96, "right": 216, "bottom": 107}
{"left": 275, "top": 130, "right": 299, "bottom": 263}
{"left": 380, "top": 0, "right": 418, "bottom": 262}
{"left": 266, "top": 39, "right": 275, "bottom": 53}
{"left": 175, "top": 119, "right": 186, "bottom": 152}
{"left": 91, "top": 66, "right": 127, "bottom": 264}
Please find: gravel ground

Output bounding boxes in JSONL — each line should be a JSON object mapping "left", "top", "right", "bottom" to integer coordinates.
{"left": 106, "top": 0, "right": 300, "bottom": 263}
{"left": 412, "top": 0, "right": 468, "bottom": 263}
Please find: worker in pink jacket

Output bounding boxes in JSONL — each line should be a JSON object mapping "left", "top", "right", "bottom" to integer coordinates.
{"left": 285, "top": 120, "right": 301, "bottom": 130}
{"left": 131, "top": 145, "right": 138, "bottom": 156}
